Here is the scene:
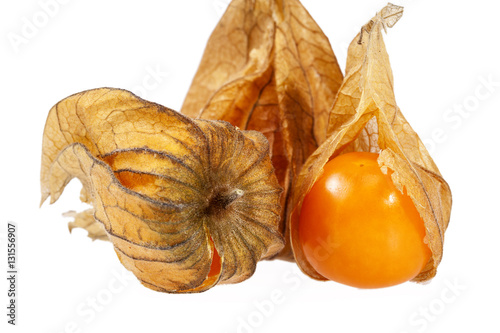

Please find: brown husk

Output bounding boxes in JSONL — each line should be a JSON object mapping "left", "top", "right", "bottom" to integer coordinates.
{"left": 40, "top": 88, "right": 284, "bottom": 293}
{"left": 289, "top": 4, "right": 452, "bottom": 282}
{"left": 181, "top": 0, "right": 344, "bottom": 260}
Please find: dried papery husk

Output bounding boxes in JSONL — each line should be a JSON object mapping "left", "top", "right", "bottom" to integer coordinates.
{"left": 40, "top": 88, "right": 284, "bottom": 293}
{"left": 290, "top": 4, "right": 452, "bottom": 282}
{"left": 181, "top": 0, "right": 344, "bottom": 260}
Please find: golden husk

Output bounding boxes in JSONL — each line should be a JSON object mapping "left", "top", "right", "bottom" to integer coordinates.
{"left": 41, "top": 1, "right": 452, "bottom": 292}
{"left": 40, "top": 88, "right": 284, "bottom": 292}
{"left": 289, "top": 4, "right": 452, "bottom": 282}
{"left": 181, "top": 0, "right": 343, "bottom": 259}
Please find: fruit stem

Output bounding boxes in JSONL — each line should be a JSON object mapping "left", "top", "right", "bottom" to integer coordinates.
{"left": 206, "top": 188, "right": 244, "bottom": 216}
{"left": 224, "top": 189, "right": 244, "bottom": 207}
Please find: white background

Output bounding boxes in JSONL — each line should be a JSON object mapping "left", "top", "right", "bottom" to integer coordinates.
{"left": 1, "top": 0, "right": 499, "bottom": 332}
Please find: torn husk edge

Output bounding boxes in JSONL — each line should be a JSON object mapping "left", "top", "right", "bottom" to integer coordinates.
{"left": 289, "top": 3, "right": 452, "bottom": 283}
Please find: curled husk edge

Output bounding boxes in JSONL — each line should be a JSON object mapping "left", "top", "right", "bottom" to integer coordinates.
{"left": 289, "top": 4, "right": 452, "bottom": 283}
{"left": 40, "top": 88, "right": 284, "bottom": 293}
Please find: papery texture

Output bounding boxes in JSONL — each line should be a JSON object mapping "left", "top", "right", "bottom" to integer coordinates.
{"left": 181, "top": 0, "right": 343, "bottom": 259}
{"left": 41, "top": 88, "right": 283, "bottom": 292}
{"left": 290, "top": 4, "right": 452, "bottom": 282}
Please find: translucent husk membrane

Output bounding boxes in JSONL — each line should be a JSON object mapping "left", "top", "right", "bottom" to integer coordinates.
{"left": 41, "top": 2, "right": 451, "bottom": 293}
{"left": 41, "top": 88, "right": 284, "bottom": 293}
{"left": 288, "top": 4, "right": 452, "bottom": 282}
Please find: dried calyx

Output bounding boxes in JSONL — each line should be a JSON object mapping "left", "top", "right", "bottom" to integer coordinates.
{"left": 40, "top": 88, "right": 284, "bottom": 293}
{"left": 40, "top": 1, "right": 452, "bottom": 293}
{"left": 289, "top": 4, "right": 452, "bottom": 283}
{"left": 181, "top": 0, "right": 344, "bottom": 260}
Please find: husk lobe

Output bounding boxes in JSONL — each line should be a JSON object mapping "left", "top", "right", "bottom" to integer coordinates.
{"left": 289, "top": 4, "right": 452, "bottom": 283}
{"left": 41, "top": 88, "right": 284, "bottom": 292}
{"left": 181, "top": 0, "right": 344, "bottom": 260}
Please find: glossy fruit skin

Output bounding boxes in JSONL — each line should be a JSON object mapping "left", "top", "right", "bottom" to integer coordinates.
{"left": 298, "top": 152, "right": 431, "bottom": 289}
{"left": 208, "top": 237, "right": 221, "bottom": 278}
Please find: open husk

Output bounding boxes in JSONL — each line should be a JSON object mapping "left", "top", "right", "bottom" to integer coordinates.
{"left": 181, "top": 0, "right": 344, "bottom": 260}
{"left": 289, "top": 4, "right": 452, "bottom": 282}
{"left": 40, "top": 88, "right": 284, "bottom": 293}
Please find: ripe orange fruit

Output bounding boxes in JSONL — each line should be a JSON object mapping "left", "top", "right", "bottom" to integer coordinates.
{"left": 208, "top": 237, "right": 221, "bottom": 278}
{"left": 298, "top": 152, "right": 431, "bottom": 288}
